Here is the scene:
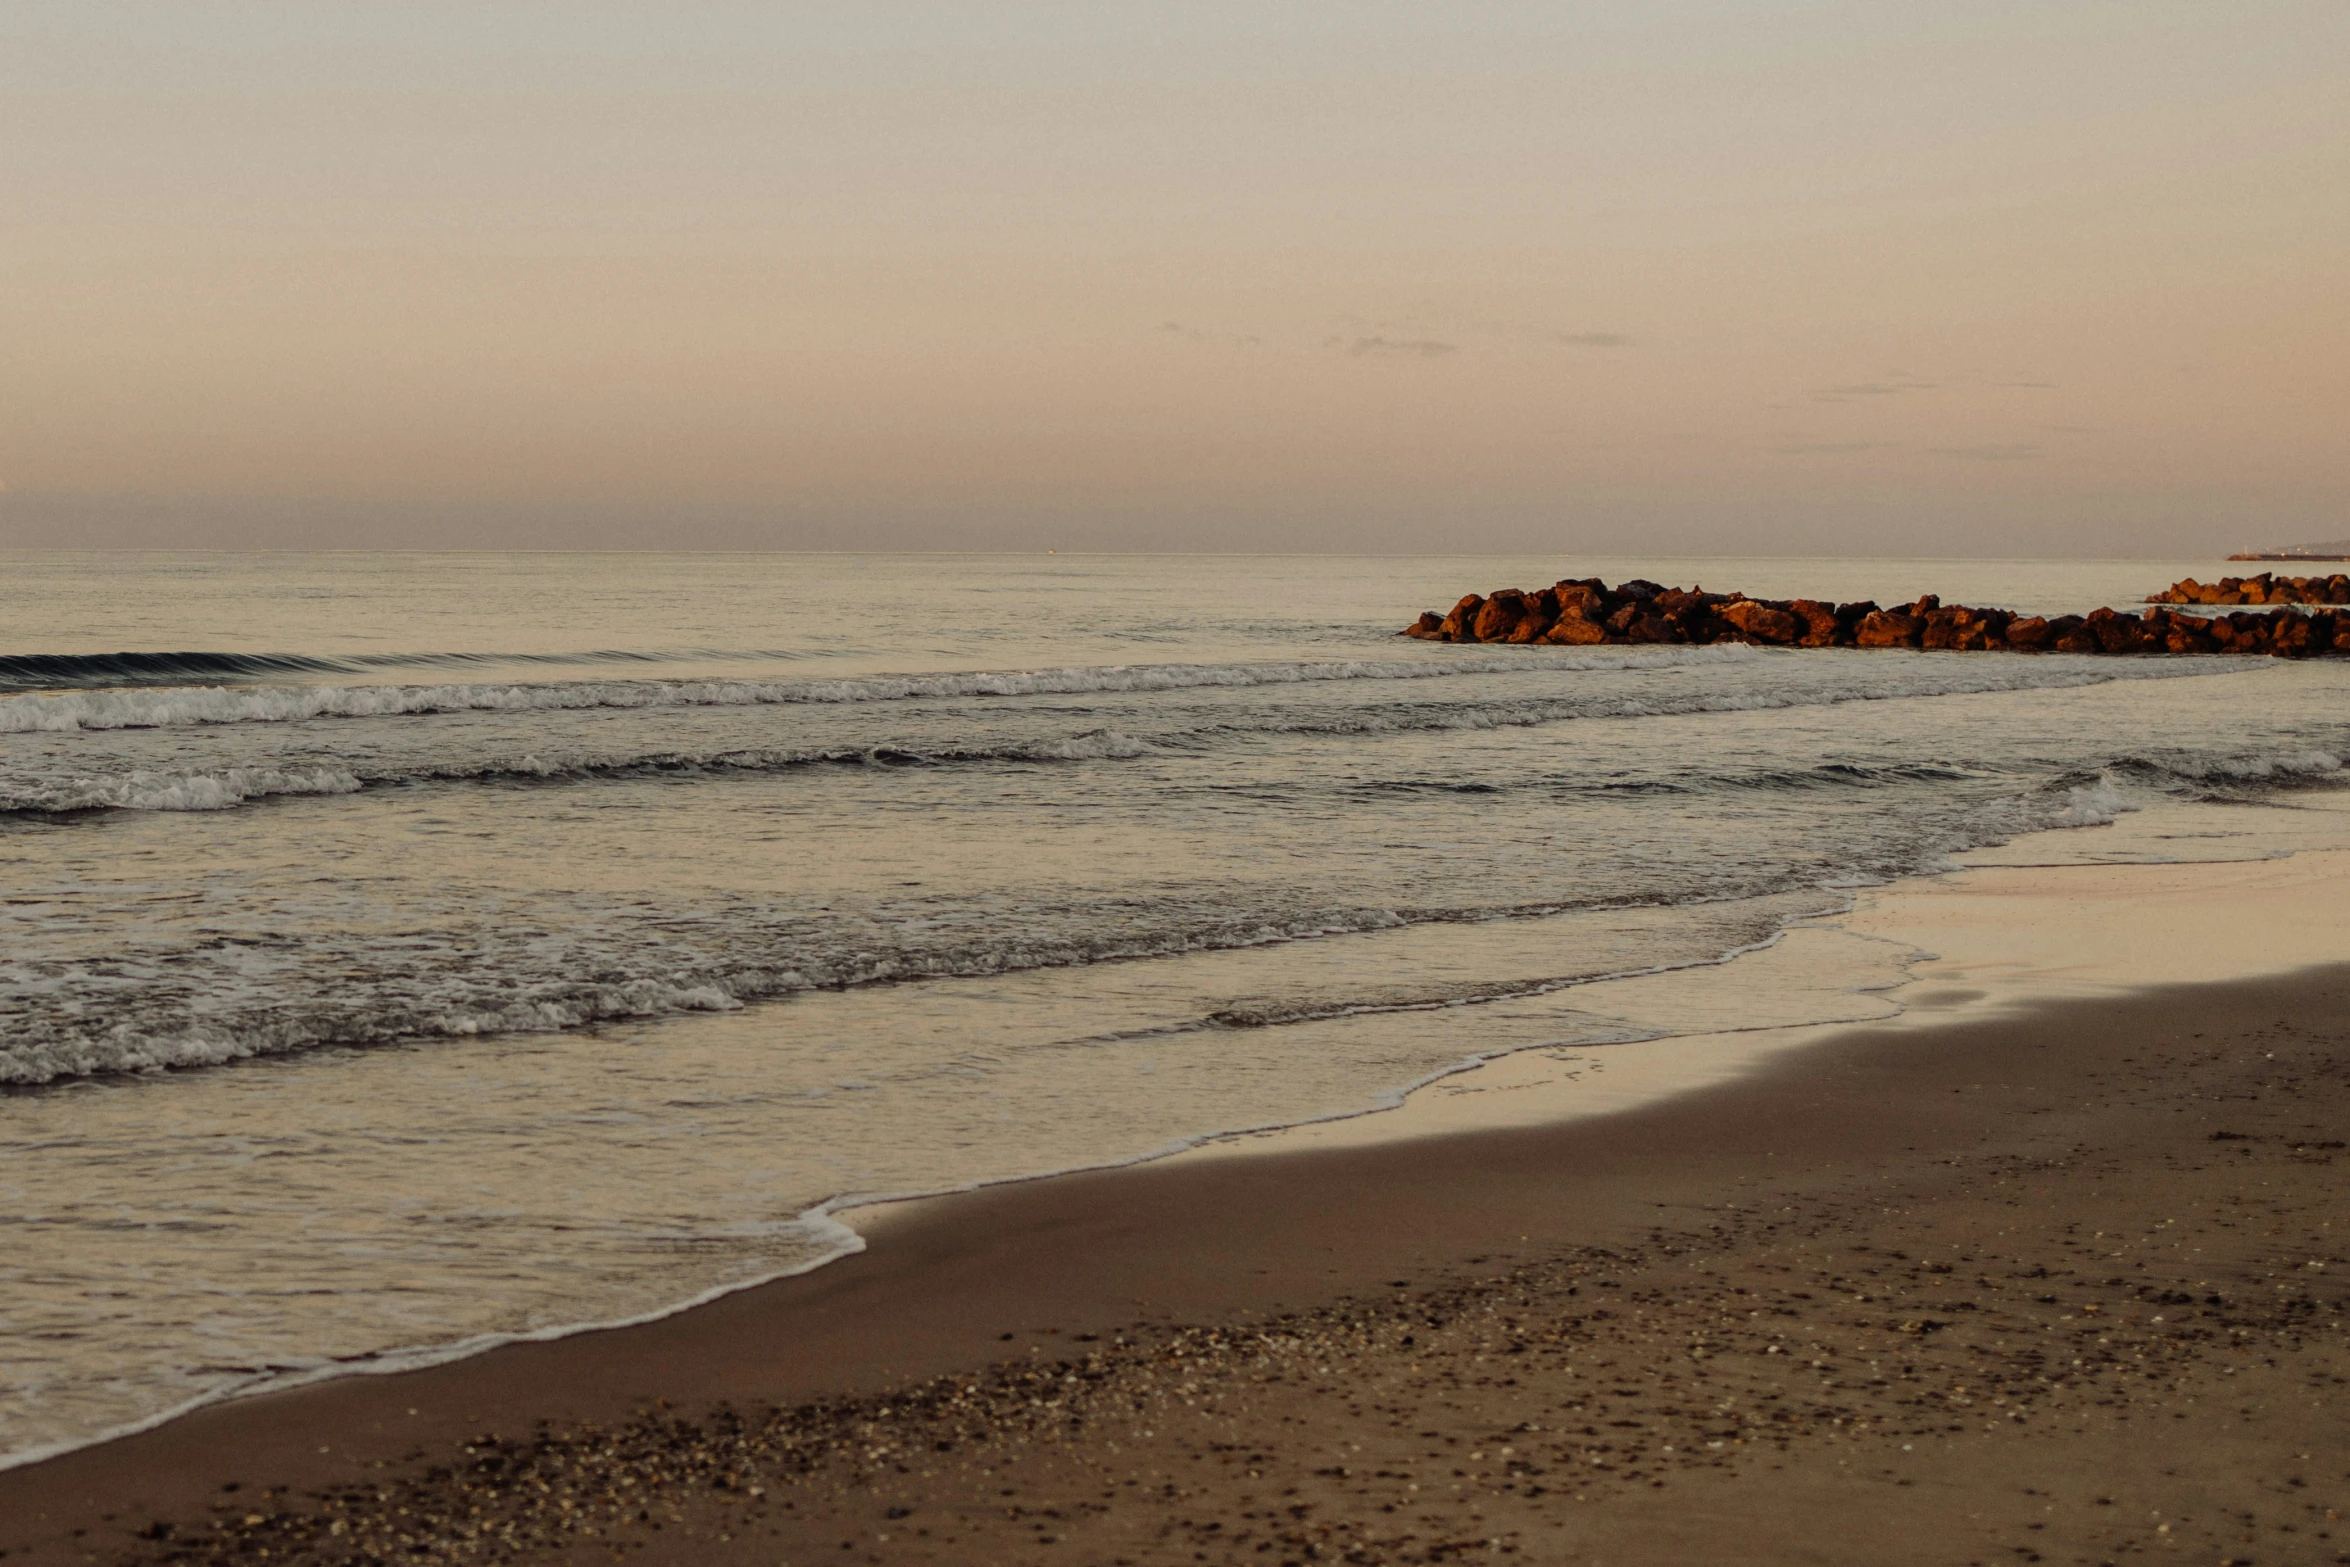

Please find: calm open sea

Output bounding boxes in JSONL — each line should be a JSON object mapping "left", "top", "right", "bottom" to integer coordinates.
{"left": 6, "top": 551, "right": 2349, "bottom": 1463}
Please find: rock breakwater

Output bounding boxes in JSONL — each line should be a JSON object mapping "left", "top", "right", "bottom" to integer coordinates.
{"left": 1401, "top": 577, "right": 2350, "bottom": 657}
{"left": 2148, "top": 572, "right": 2350, "bottom": 606}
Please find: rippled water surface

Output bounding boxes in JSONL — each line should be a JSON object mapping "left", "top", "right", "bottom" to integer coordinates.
{"left": 5, "top": 551, "right": 2349, "bottom": 1461}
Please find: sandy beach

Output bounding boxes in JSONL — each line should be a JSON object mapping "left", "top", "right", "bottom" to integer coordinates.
{"left": 14, "top": 2, "right": 2347, "bottom": 1557}
{"left": 5, "top": 846, "right": 2348, "bottom": 1566}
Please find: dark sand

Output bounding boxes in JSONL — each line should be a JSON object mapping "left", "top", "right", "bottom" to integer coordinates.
{"left": 4, "top": 968, "right": 2346, "bottom": 1566}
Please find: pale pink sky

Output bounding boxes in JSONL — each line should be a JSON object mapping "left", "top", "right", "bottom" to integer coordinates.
{"left": 3, "top": 3, "right": 2345, "bottom": 553}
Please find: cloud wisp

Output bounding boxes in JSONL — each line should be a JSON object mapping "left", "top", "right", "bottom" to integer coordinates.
{"left": 1333, "top": 336, "right": 1461, "bottom": 359}
{"left": 1927, "top": 443, "right": 2044, "bottom": 461}
{"left": 1159, "top": 322, "right": 1263, "bottom": 347}
{"left": 1813, "top": 379, "right": 1938, "bottom": 401}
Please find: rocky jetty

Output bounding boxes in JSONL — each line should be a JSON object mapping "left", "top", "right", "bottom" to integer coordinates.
{"left": 2148, "top": 572, "right": 2350, "bottom": 606}
{"left": 1401, "top": 577, "right": 2350, "bottom": 657}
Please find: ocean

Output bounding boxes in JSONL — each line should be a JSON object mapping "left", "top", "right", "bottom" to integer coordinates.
{"left": 6, "top": 550, "right": 2349, "bottom": 1466}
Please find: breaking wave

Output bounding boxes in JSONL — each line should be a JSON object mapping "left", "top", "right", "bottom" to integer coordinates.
{"left": 3, "top": 644, "right": 2239, "bottom": 738}
{"left": 0, "top": 652, "right": 2252, "bottom": 819}
{"left": 0, "top": 647, "right": 784, "bottom": 692}
{"left": 0, "top": 769, "right": 2139, "bottom": 1086}
{"left": 2112, "top": 747, "right": 2346, "bottom": 793}
{"left": 0, "top": 765, "right": 366, "bottom": 814}
{"left": 0, "top": 731, "right": 1148, "bottom": 813}
{"left": 0, "top": 651, "right": 1723, "bottom": 732}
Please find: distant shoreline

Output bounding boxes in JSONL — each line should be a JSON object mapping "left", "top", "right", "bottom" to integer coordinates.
{"left": 2229, "top": 551, "right": 2350, "bottom": 562}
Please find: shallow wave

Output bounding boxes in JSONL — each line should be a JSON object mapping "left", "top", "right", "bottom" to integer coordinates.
{"left": 0, "top": 731, "right": 1147, "bottom": 813}
{"left": 0, "top": 770, "right": 2141, "bottom": 1086}
{"left": 0, "top": 654, "right": 2245, "bottom": 817}
{"left": 0, "top": 647, "right": 793, "bottom": 692}
{"left": 1363, "top": 757, "right": 1988, "bottom": 802}
{"left": 1158, "top": 659, "right": 2232, "bottom": 752}
{"left": 0, "top": 651, "right": 351, "bottom": 688}
{"left": 0, "top": 647, "right": 2249, "bottom": 737}
{"left": 0, "top": 765, "right": 365, "bottom": 813}
{"left": 2037, "top": 773, "right": 2132, "bottom": 829}
{"left": 0, "top": 900, "right": 1438, "bottom": 1085}
{"left": 0, "top": 650, "right": 1740, "bottom": 732}
{"left": 2114, "top": 747, "right": 2346, "bottom": 792}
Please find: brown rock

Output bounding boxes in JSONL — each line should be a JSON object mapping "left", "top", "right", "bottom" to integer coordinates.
{"left": 2004, "top": 616, "right": 2052, "bottom": 650}
{"left": 1470, "top": 590, "right": 1532, "bottom": 642}
{"left": 1654, "top": 586, "right": 1729, "bottom": 622}
{"left": 1717, "top": 599, "right": 1803, "bottom": 644}
{"left": 1919, "top": 608, "right": 1965, "bottom": 650}
{"left": 1917, "top": 606, "right": 2009, "bottom": 651}
{"left": 1789, "top": 599, "right": 1840, "bottom": 647}
{"left": 1553, "top": 582, "right": 1608, "bottom": 620}
{"left": 2086, "top": 608, "right": 2158, "bottom": 654}
{"left": 1402, "top": 611, "right": 1444, "bottom": 639}
{"left": 1504, "top": 600, "right": 1558, "bottom": 643}
{"left": 2050, "top": 614, "right": 2100, "bottom": 653}
{"left": 2146, "top": 609, "right": 2216, "bottom": 654}
{"left": 1667, "top": 605, "right": 1726, "bottom": 644}
{"left": 1541, "top": 613, "right": 1610, "bottom": 645}
{"left": 1854, "top": 610, "right": 1924, "bottom": 649}
{"left": 2270, "top": 612, "right": 2317, "bottom": 658}
{"left": 1436, "top": 595, "right": 1485, "bottom": 641}
{"left": 2164, "top": 625, "right": 2216, "bottom": 654}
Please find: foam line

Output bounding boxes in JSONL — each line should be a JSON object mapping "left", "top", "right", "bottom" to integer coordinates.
{"left": 0, "top": 645, "right": 2237, "bottom": 735}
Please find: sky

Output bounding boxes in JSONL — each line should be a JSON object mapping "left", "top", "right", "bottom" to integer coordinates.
{"left": 3, "top": 3, "right": 2345, "bottom": 555}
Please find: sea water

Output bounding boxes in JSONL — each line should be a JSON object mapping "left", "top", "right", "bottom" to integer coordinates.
{"left": 5, "top": 551, "right": 2349, "bottom": 1463}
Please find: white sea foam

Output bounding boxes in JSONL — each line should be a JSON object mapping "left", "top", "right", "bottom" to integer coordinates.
{"left": 0, "top": 651, "right": 2250, "bottom": 821}
{"left": 1023, "top": 728, "right": 1151, "bottom": 760}
{"left": 0, "top": 653, "right": 1634, "bottom": 732}
{"left": 1930, "top": 773, "right": 2138, "bottom": 856}
{"left": 0, "top": 733, "right": 1151, "bottom": 814}
{"left": 2155, "top": 748, "right": 2344, "bottom": 783}
{"left": 0, "top": 765, "right": 365, "bottom": 813}
{"left": 0, "top": 758, "right": 2156, "bottom": 1088}
{"left": 2047, "top": 774, "right": 2131, "bottom": 828}
{"left": 0, "top": 901, "right": 1441, "bottom": 1084}
{"left": 0, "top": 974, "right": 753, "bottom": 1085}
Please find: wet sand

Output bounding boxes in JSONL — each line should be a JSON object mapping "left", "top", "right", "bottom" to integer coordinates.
{"left": 8, "top": 841, "right": 2350, "bottom": 1566}
{"left": 4, "top": 950, "right": 2346, "bottom": 1564}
